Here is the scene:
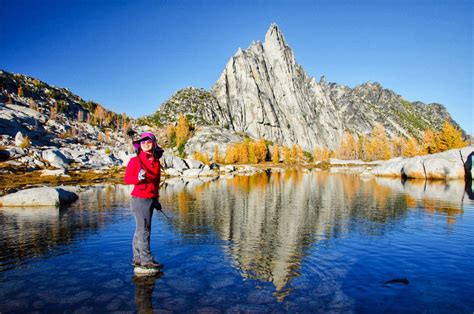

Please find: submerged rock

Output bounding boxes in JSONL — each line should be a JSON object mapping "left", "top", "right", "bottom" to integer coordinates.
{"left": 247, "top": 289, "right": 275, "bottom": 304}
{"left": 167, "top": 276, "right": 206, "bottom": 294}
{"left": 208, "top": 275, "right": 235, "bottom": 289}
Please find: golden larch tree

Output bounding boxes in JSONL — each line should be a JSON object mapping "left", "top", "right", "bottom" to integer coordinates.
{"left": 176, "top": 113, "right": 191, "bottom": 148}
{"left": 403, "top": 136, "right": 419, "bottom": 157}
{"left": 283, "top": 146, "right": 292, "bottom": 164}
{"left": 437, "top": 121, "right": 467, "bottom": 152}
{"left": 368, "top": 124, "right": 392, "bottom": 160}
{"left": 337, "top": 132, "right": 359, "bottom": 160}
{"left": 391, "top": 136, "right": 405, "bottom": 157}
{"left": 254, "top": 138, "right": 268, "bottom": 163}
{"left": 247, "top": 140, "right": 258, "bottom": 164}
{"left": 291, "top": 144, "right": 304, "bottom": 164}
{"left": 213, "top": 146, "right": 223, "bottom": 163}
{"left": 313, "top": 146, "right": 331, "bottom": 162}
{"left": 358, "top": 134, "right": 369, "bottom": 161}
{"left": 225, "top": 144, "right": 238, "bottom": 164}
{"left": 237, "top": 142, "right": 249, "bottom": 163}
{"left": 272, "top": 144, "right": 280, "bottom": 163}
{"left": 94, "top": 105, "right": 106, "bottom": 127}
{"left": 193, "top": 151, "right": 210, "bottom": 164}
{"left": 165, "top": 124, "right": 176, "bottom": 147}
{"left": 421, "top": 129, "right": 439, "bottom": 154}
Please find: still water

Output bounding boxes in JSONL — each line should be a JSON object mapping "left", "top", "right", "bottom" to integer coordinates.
{"left": 1, "top": 171, "right": 473, "bottom": 313}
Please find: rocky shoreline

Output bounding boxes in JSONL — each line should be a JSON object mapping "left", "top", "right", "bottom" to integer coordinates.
{"left": 1, "top": 145, "right": 472, "bottom": 207}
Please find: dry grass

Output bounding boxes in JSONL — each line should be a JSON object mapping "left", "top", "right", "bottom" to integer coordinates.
{"left": 246, "top": 162, "right": 330, "bottom": 170}
{"left": 0, "top": 165, "right": 125, "bottom": 196}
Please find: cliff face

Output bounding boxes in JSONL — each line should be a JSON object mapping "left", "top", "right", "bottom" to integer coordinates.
{"left": 207, "top": 23, "right": 457, "bottom": 150}
{"left": 321, "top": 80, "right": 453, "bottom": 140}
{"left": 210, "top": 24, "right": 344, "bottom": 150}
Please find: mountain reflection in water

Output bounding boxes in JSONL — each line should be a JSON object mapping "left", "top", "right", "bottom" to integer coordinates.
{"left": 159, "top": 171, "right": 469, "bottom": 298}
{"left": 0, "top": 171, "right": 472, "bottom": 312}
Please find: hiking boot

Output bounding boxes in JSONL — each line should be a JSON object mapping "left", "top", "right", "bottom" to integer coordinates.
{"left": 140, "top": 260, "right": 164, "bottom": 269}
{"left": 132, "top": 259, "right": 141, "bottom": 267}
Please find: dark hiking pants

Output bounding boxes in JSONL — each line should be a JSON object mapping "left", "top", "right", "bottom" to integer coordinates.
{"left": 131, "top": 196, "right": 155, "bottom": 264}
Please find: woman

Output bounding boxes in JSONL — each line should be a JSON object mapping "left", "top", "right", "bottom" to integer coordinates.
{"left": 124, "top": 132, "right": 164, "bottom": 270}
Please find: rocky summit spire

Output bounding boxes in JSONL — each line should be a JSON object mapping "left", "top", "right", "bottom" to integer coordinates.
{"left": 206, "top": 24, "right": 457, "bottom": 151}
{"left": 264, "top": 23, "right": 288, "bottom": 47}
{"left": 211, "top": 23, "right": 343, "bottom": 150}
{"left": 263, "top": 23, "right": 291, "bottom": 59}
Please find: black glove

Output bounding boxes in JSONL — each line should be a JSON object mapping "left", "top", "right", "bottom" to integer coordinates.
{"left": 152, "top": 198, "right": 162, "bottom": 212}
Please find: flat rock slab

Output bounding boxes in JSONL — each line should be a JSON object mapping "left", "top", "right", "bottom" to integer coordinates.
{"left": 0, "top": 187, "right": 78, "bottom": 207}
{"left": 133, "top": 266, "right": 162, "bottom": 276}
{"left": 372, "top": 146, "right": 474, "bottom": 180}
{"left": 42, "top": 148, "right": 70, "bottom": 169}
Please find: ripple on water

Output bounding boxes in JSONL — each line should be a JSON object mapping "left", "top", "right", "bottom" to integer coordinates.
{"left": 166, "top": 276, "right": 207, "bottom": 294}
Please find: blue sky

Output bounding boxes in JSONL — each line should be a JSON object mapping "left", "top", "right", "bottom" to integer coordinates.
{"left": 1, "top": 0, "right": 472, "bottom": 134}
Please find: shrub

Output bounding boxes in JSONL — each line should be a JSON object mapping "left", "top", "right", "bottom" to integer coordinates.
{"left": 193, "top": 151, "right": 210, "bottom": 164}
{"left": 19, "top": 135, "right": 31, "bottom": 148}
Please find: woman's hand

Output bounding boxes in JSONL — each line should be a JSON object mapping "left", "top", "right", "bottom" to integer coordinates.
{"left": 138, "top": 169, "right": 146, "bottom": 181}
{"left": 152, "top": 198, "right": 162, "bottom": 212}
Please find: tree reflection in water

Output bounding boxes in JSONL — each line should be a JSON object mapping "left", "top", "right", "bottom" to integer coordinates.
{"left": 0, "top": 172, "right": 470, "bottom": 311}
{"left": 159, "top": 170, "right": 468, "bottom": 299}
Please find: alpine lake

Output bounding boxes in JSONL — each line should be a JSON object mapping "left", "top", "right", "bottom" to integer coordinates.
{"left": 1, "top": 170, "right": 473, "bottom": 313}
